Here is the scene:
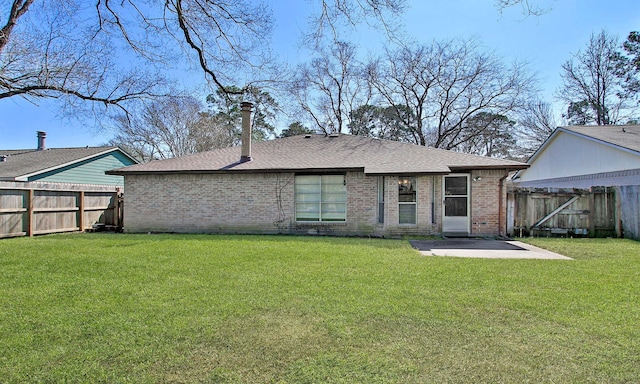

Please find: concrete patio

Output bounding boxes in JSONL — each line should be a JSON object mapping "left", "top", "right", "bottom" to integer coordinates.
{"left": 410, "top": 239, "right": 573, "bottom": 259}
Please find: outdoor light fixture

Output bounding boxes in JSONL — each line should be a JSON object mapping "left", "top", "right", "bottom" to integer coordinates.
{"left": 473, "top": 176, "right": 482, "bottom": 181}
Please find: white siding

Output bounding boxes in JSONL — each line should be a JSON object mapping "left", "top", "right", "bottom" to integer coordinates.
{"left": 519, "top": 132, "right": 640, "bottom": 182}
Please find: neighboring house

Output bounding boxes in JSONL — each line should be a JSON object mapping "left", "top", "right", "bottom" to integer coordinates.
{"left": 0, "top": 131, "right": 138, "bottom": 186}
{"left": 107, "top": 103, "right": 527, "bottom": 237}
{"left": 512, "top": 125, "right": 640, "bottom": 188}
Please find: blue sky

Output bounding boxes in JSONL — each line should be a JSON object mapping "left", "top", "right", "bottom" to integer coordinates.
{"left": 1, "top": 0, "right": 639, "bottom": 150}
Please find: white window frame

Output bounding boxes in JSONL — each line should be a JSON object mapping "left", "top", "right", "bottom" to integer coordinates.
{"left": 295, "top": 174, "right": 347, "bottom": 222}
{"left": 398, "top": 176, "right": 417, "bottom": 225}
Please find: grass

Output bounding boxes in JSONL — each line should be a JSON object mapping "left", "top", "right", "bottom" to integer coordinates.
{"left": 0, "top": 233, "right": 639, "bottom": 383}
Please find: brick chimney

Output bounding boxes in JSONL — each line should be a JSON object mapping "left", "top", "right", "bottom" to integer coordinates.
{"left": 37, "top": 131, "right": 47, "bottom": 151}
{"left": 240, "top": 101, "right": 253, "bottom": 163}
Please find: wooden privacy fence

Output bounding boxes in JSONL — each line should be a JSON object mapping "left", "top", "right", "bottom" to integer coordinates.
{"left": 0, "top": 181, "right": 123, "bottom": 238}
{"left": 507, "top": 186, "right": 640, "bottom": 239}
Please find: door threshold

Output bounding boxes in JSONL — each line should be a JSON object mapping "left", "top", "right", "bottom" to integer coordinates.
{"left": 442, "top": 232, "right": 471, "bottom": 238}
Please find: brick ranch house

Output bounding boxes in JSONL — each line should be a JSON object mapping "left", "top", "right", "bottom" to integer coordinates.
{"left": 108, "top": 103, "right": 528, "bottom": 237}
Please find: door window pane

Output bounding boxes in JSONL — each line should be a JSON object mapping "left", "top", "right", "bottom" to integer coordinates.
{"left": 445, "top": 197, "right": 468, "bottom": 217}
{"left": 445, "top": 176, "right": 467, "bottom": 196}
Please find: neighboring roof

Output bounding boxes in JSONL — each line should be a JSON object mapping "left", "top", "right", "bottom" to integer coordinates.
{"left": 107, "top": 134, "right": 527, "bottom": 176}
{"left": 527, "top": 125, "right": 640, "bottom": 165}
{"left": 561, "top": 125, "right": 640, "bottom": 153}
{"left": 512, "top": 168, "right": 640, "bottom": 188}
{"left": 0, "top": 146, "right": 138, "bottom": 181}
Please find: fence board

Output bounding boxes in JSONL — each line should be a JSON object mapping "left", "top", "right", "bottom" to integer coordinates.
{"left": 618, "top": 185, "right": 640, "bottom": 240}
{"left": 508, "top": 186, "right": 620, "bottom": 238}
{"left": 0, "top": 181, "right": 123, "bottom": 238}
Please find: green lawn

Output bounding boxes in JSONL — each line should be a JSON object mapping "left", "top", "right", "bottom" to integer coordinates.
{"left": 0, "top": 234, "right": 638, "bottom": 383}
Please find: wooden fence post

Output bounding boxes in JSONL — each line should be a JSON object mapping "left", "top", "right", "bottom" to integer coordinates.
{"left": 114, "top": 188, "right": 122, "bottom": 228}
{"left": 588, "top": 190, "right": 596, "bottom": 236}
{"left": 78, "top": 191, "right": 85, "bottom": 232}
{"left": 615, "top": 187, "right": 622, "bottom": 238}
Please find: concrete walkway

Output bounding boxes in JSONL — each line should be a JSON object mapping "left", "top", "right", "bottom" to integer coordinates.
{"left": 410, "top": 239, "right": 572, "bottom": 259}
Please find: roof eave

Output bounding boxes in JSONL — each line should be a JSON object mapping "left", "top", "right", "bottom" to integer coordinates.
{"left": 108, "top": 165, "right": 528, "bottom": 176}
{"left": 364, "top": 171, "right": 451, "bottom": 176}
{"left": 107, "top": 167, "right": 366, "bottom": 176}
{"left": 449, "top": 164, "right": 529, "bottom": 172}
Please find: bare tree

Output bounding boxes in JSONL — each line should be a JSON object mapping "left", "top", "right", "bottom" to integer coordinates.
{"left": 289, "top": 41, "right": 371, "bottom": 134}
{"left": 494, "top": 0, "right": 554, "bottom": 15}
{"left": 348, "top": 104, "right": 415, "bottom": 141}
{"left": 110, "top": 85, "right": 280, "bottom": 161}
{"left": 0, "top": 0, "right": 166, "bottom": 115}
{"left": 365, "top": 45, "right": 434, "bottom": 146}
{"left": 558, "top": 30, "right": 638, "bottom": 125}
{"left": 457, "top": 112, "right": 517, "bottom": 158}
{"left": 109, "top": 96, "right": 213, "bottom": 161}
{"left": 515, "top": 100, "right": 557, "bottom": 158}
{"left": 367, "top": 38, "right": 535, "bottom": 150}
{"left": 305, "top": 0, "right": 406, "bottom": 47}
{"left": 2, "top": 0, "right": 405, "bottom": 123}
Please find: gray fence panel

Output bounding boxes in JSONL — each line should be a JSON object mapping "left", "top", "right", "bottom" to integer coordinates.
{"left": 619, "top": 185, "right": 640, "bottom": 240}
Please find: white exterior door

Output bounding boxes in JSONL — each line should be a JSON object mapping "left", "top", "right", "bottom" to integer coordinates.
{"left": 442, "top": 174, "right": 470, "bottom": 234}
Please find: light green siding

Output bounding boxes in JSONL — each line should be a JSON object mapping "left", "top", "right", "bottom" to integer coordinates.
{"left": 28, "top": 151, "right": 135, "bottom": 186}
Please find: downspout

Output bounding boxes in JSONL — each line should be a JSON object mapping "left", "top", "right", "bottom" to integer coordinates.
{"left": 431, "top": 176, "right": 436, "bottom": 224}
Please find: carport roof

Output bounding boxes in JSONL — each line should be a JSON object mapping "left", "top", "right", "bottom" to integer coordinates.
{"left": 107, "top": 134, "right": 528, "bottom": 175}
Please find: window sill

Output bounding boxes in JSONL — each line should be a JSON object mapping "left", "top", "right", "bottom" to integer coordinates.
{"left": 295, "top": 221, "right": 347, "bottom": 226}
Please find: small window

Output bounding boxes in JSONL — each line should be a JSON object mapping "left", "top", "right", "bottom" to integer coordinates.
{"left": 295, "top": 175, "right": 346, "bottom": 222}
{"left": 398, "top": 177, "right": 417, "bottom": 224}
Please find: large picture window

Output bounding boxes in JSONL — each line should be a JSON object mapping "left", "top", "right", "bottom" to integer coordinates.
{"left": 295, "top": 175, "right": 347, "bottom": 222}
{"left": 398, "top": 177, "right": 417, "bottom": 224}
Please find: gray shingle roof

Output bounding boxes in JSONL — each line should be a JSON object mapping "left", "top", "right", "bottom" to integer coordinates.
{"left": 561, "top": 125, "right": 640, "bottom": 153}
{"left": 107, "top": 134, "right": 527, "bottom": 175}
{"left": 0, "top": 147, "right": 123, "bottom": 180}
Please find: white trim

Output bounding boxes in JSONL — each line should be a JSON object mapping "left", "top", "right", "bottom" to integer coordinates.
{"left": 398, "top": 176, "right": 418, "bottom": 225}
